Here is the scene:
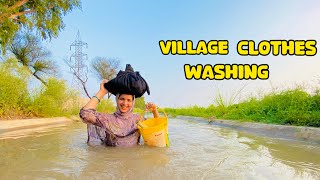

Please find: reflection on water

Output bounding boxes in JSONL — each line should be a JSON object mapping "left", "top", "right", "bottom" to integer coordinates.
{"left": 0, "top": 118, "right": 319, "bottom": 179}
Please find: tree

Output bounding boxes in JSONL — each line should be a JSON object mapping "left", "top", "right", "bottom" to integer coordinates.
{"left": 9, "top": 32, "right": 57, "bottom": 86}
{"left": 64, "top": 56, "right": 91, "bottom": 99}
{"left": 91, "top": 57, "right": 120, "bottom": 81}
{"left": 0, "top": 0, "right": 81, "bottom": 53}
{"left": 135, "top": 96, "right": 146, "bottom": 110}
{"left": 91, "top": 57, "right": 120, "bottom": 98}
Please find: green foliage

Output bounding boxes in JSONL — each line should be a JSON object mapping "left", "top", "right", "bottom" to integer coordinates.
{"left": 97, "top": 99, "right": 116, "bottom": 113}
{"left": 134, "top": 108, "right": 144, "bottom": 114}
{"left": 9, "top": 32, "right": 57, "bottom": 85}
{"left": 31, "top": 78, "right": 78, "bottom": 117}
{"left": 165, "top": 105, "right": 216, "bottom": 118}
{"left": 135, "top": 96, "right": 146, "bottom": 110}
{"left": 0, "top": 59, "right": 81, "bottom": 119}
{"left": 165, "top": 88, "right": 320, "bottom": 127}
{"left": 0, "top": 59, "right": 30, "bottom": 118}
{"left": 0, "top": 0, "right": 81, "bottom": 53}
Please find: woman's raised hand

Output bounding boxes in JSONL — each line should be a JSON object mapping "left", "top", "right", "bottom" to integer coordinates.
{"left": 99, "top": 79, "right": 109, "bottom": 95}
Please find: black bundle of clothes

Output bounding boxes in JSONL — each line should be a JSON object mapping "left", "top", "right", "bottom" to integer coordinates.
{"left": 104, "top": 64, "right": 150, "bottom": 98}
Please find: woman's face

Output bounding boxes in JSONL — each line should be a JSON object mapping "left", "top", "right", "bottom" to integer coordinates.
{"left": 117, "top": 94, "right": 134, "bottom": 113}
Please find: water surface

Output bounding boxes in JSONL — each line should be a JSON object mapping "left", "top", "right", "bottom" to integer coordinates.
{"left": 0, "top": 118, "right": 319, "bottom": 179}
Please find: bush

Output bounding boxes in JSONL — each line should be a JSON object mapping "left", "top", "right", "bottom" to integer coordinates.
{"left": 0, "top": 58, "right": 31, "bottom": 118}
{"left": 97, "top": 98, "right": 116, "bottom": 113}
{"left": 30, "top": 78, "right": 81, "bottom": 117}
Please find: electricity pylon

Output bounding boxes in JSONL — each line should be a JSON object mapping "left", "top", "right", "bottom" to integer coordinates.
{"left": 69, "top": 30, "right": 91, "bottom": 98}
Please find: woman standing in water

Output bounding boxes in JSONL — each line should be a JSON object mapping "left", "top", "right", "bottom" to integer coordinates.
{"left": 80, "top": 79, "right": 159, "bottom": 147}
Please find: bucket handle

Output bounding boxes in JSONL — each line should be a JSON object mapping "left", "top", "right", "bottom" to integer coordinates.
{"left": 137, "top": 107, "right": 167, "bottom": 128}
{"left": 140, "top": 107, "right": 167, "bottom": 120}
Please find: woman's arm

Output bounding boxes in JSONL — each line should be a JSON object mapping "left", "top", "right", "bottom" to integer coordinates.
{"left": 80, "top": 79, "right": 109, "bottom": 124}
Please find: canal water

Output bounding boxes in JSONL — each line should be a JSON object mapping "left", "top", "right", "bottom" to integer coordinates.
{"left": 0, "top": 118, "right": 319, "bottom": 179}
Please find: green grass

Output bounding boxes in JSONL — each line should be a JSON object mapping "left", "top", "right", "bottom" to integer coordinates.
{"left": 165, "top": 88, "right": 320, "bottom": 127}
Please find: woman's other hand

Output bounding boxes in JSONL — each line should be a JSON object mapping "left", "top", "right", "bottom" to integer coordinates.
{"left": 145, "top": 102, "right": 159, "bottom": 118}
{"left": 145, "top": 102, "right": 157, "bottom": 112}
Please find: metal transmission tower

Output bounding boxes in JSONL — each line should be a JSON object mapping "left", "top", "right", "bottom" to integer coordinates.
{"left": 69, "top": 30, "right": 90, "bottom": 98}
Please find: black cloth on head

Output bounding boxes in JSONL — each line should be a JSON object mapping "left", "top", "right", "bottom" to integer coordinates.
{"left": 104, "top": 64, "right": 150, "bottom": 98}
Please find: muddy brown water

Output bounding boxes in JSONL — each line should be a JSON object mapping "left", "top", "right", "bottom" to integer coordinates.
{"left": 0, "top": 118, "right": 319, "bottom": 179}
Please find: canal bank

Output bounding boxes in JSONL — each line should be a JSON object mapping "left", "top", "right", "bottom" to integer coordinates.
{"left": 176, "top": 115, "right": 320, "bottom": 144}
{"left": 0, "top": 117, "right": 75, "bottom": 139}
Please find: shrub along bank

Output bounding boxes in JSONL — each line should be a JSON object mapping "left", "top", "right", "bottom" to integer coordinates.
{"left": 165, "top": 88, "right": 320, "bottom": 127}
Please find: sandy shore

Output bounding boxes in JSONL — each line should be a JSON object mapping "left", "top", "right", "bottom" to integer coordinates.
{"left": 0, "top": 117, "right": 74, "bottom": 139}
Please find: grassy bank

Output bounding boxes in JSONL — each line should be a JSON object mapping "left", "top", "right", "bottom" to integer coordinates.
{"left": 165, "top": 88, "right": 320, "bottom": 127}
